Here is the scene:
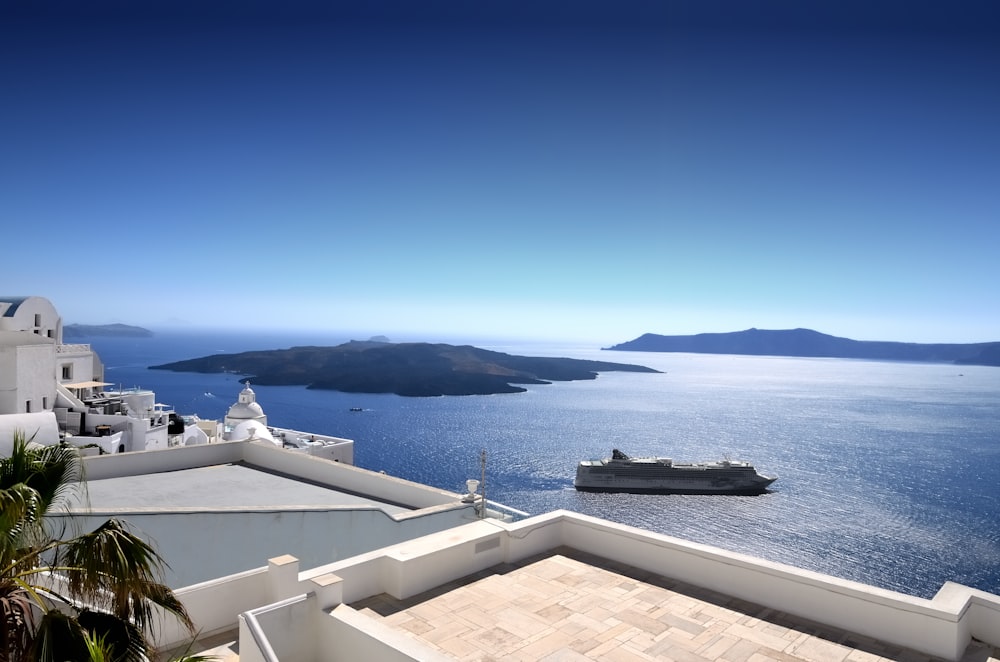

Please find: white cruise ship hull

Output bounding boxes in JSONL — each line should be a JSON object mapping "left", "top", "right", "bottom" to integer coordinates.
{"left": 574, "top": 453, "right": 776, "bottom": 495}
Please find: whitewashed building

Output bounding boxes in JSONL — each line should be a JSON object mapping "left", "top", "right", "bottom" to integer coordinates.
{"left": 0, "top": 295, "right": 188, "bottom": 454}
{"left": 0, "top": 296, "right": 353, "bottom": 461}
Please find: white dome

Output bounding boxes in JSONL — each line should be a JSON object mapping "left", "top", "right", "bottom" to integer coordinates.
{"left": 227, "top": 401, "right": 265, "bottom": 420}
{"left": 224, "top": 382, "right": 267, "bottom": 426}
{"left": 229, "top": 420, "right": 277, "bottom": 444}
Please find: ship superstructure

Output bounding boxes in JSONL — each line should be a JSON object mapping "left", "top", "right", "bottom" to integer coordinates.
{"left": 574, "top": 448, "right": 776, "bottom": 494}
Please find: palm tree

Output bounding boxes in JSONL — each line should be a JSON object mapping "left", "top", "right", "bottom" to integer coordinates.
{"left": 0, "top": 431, "right": 194, "bottom": 661}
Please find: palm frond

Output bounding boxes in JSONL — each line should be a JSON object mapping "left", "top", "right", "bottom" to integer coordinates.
{"left": 78, "top": 609, "right": 148, "bottom": 662}
{"left": 58, "top": 518, "right": 193, "bottom": 632}
{"left": 81, "top": 630, "right": 112, "bottom": 662}
{"left": 32, "top": 609, "right": 89, "bottom": 662}
{"left": 0, "top": 434, "right": 84, "bottom": 551}
{"left": 0, "top": 583, "right": 35, "bottom": 661}
{"left": 24, "top": 442, "right": 86, "bottom": 515}
{"left": 1, "top": 432, "right": 194, "bottom": 661}
{"left": 0, "top": 483, "right": 44, "bottom": 563}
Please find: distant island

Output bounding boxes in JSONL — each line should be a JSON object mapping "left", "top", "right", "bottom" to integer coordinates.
{"left": 605, "top": 328, "right": 1000, "bottom": 367}
{"left": 63, "top": 323, "right": 153, "bottom": 338}
{"left": 150, "top": 341, "right": 661, "bottom": 396}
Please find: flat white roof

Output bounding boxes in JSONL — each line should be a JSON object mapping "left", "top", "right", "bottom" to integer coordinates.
{"left": 75, "top": 463, "right": 410, "bottom": 515}
{"left": 63, "top": 380, "right": 113, "bottom": 389}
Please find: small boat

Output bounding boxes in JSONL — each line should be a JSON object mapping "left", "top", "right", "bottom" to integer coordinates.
{"left": 349, "top": 407, "right": 363, "bottom": 412}
{"left": 574, "top": 448, "right": 776, "bottom": 495}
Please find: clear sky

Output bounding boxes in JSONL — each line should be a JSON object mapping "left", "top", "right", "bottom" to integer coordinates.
{"left": 3, "top": 1, "right": 999, "bottom": 345}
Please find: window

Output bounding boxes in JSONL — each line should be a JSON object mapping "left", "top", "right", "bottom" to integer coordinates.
{"left": 34, "top": 313, "right": 41, "bottom": 326}
{"left": 42, "top": 397, "right": 48, "bottom": 409}
{"left": 25, "top": 401, "right": 32, "bottom": 413}
{"left": 62, "top": 365, "right": 72, "bottom": 380}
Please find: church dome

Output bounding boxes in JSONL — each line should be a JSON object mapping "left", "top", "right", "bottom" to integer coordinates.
{"left": 229, "top": 419, "right": 277, "bottom": 445}
{"left": 224, "top": 382, "right": 267, "bottom": 426}
{"left": 227, "top": 401, "right": 265, "bottom": 420}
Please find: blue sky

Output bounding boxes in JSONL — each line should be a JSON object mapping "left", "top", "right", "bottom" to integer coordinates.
{"left": 3, "top": 1, "right": 999, "bottom": 344}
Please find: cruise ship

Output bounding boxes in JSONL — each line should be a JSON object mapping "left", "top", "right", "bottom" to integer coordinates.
{"left": 574, "top": 448, "right": 777, "bottom": 494}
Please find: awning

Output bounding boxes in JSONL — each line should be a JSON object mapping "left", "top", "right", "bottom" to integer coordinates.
{"left": 62, "top": 380, "right": 114, "bottom": 389}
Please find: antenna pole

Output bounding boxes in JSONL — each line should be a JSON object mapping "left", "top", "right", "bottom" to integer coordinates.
{"left": 480, "top": 449, "right": 487, "bottom": 519}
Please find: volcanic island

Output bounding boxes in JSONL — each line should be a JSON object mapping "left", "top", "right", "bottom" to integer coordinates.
{"left": 150, "top": 340, "right": 660, "bottom": 397}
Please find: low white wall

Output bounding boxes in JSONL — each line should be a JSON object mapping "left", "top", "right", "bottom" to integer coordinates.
{"left": 247, "top": 593, "right": 317, "bottom": 662}
{"left": 499, "top": 509, "right": 565, "bottom": 562}
{"left": 157, "top": 566, "right": 269, "bottom": 650}
{"left": 968, "top": 589, "right": 1000, "bottom": 648}
{"left": 82, "top": 440, "right": 244, "bottom": 480}
{"left": 0, "top": 411, "right": 60, "bottom": 450}
{"left": 326, "top": 605, "right": 451, "bottom": 662}
{"left": 242, "top": 442, "right": 461, "bottom": 508}
{"left": 302, "top": 554, "right": 388, "bottom": 605}
{"left": 382, "top": 521, "right": 506, "bottom": 600}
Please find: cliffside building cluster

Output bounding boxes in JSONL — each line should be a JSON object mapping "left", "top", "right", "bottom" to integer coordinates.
{"left": 0, "top": 295, "right": 349, "bottom": 460}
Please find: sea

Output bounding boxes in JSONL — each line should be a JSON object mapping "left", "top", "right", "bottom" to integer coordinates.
{"left": 82, "top": 329, "right": 1000, "bottom": 600}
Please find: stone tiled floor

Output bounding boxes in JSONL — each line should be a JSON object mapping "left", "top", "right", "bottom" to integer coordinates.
{"left": 351, "top": 549, "right": 1000, "bottom": 662}
{"left": 157, "top": 629, "right": 239, "bottom": 662}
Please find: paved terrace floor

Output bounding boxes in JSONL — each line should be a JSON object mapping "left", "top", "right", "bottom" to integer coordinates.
{"left": 352, "top": 548, "right": 1000, "bottom": 662}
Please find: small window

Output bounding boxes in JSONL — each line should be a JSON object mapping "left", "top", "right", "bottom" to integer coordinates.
{"left": 62, "top": 365, "right": 72, "bottom": 380}
{"left": 25, "top": 400, "right": 32, "bottom": 413}
{"left": 34, "top": 313, "right": 41, "bottom": 326}
{"left": 42, "top": 397, "right": 48, "bottom": 409}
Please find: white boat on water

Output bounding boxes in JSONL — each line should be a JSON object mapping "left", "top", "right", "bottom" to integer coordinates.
{"left": 574, "top": 448, "right": 777, "bottom": 495}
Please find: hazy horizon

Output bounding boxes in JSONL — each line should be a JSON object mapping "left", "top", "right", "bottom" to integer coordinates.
{"left": 5, "top": 1, "right": 999, "bottom": 345}
{"left": 64, "top": 320, "right": 1000, "bottom": 349}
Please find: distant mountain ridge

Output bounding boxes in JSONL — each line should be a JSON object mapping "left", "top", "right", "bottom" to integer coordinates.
{"left": 605, "top": 328, "right": 1000, "bottom": 367}
{"left": 63, "top": 323, "right": 153, "bottom": 338}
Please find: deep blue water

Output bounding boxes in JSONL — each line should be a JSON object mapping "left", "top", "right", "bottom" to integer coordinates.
{"left": 85, "top": 331, "right": 1000, "bottom": 599}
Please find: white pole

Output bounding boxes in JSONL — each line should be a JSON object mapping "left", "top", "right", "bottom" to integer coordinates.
{"left": 480, "top": 449, "right": 487, "bottom": 519}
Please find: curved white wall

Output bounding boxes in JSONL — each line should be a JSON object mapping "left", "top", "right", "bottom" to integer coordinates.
{"left": 0, "top": 296, "right": 61, "bottom": 340}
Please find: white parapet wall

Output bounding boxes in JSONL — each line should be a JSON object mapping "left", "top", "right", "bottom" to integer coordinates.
{"left": 325, "top": 604, "right": 452, "bottom": 662}
{"left": 203, "top": 510, "right": 999, "bottom": 662}
{"left": 157, "top": 566, "right": 270, "bottom": 648}
{"left": 553, "top": 511, "right": 988, "bottom": 661}
{"left": 242, "top": 593, "right": 317, "bottom": 662}
{"left": 242, "top": 441, "right": 462, "bottom": 508}
{"left": 82, "top": 438, "right": 463, "bottom": 510}
{"left": 82, "top": 439, "right": 246, "bottom": 479}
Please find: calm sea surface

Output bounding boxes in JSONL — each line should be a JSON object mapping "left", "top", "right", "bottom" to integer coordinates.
{"left": 85, "top": 331, "right": 1000, "bottom": 599}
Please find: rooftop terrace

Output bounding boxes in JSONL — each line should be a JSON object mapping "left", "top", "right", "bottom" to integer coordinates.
{"left": 160, "top": 511, "right": 1000, "bottom": 662}
{"left": 353, "top": 549, "right": 1000, "bottom": 662}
